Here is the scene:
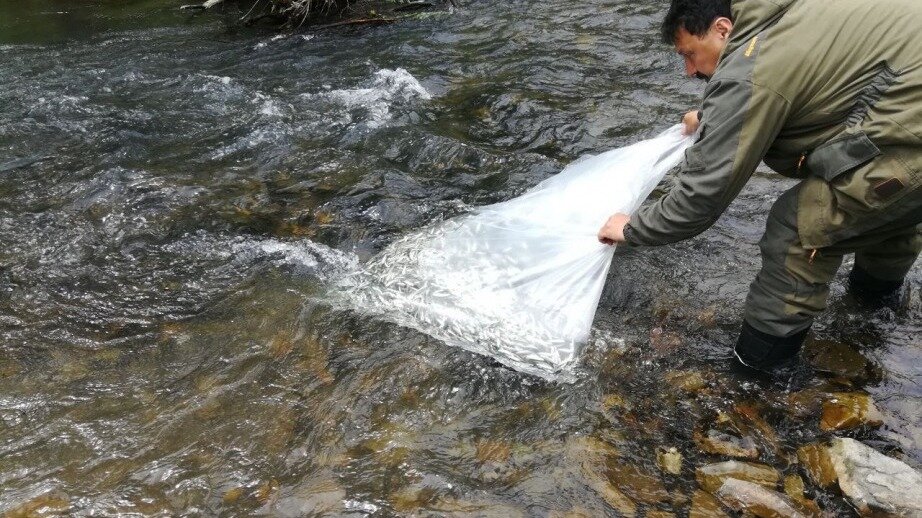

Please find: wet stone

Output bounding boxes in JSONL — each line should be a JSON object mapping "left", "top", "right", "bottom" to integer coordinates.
{"left": 696, "top": 460, "right": 780, "bottom": 494}
{"left": 694, "top": 429, "right": 759, "bottom": 459}
{"left": 783, "top": 474, "right": 823, "bottom": 518}
{"left": 715, "top": 478, "right": 808, "bottom": 518}
{"left": 828, "top": 437, "right": 922, "bottom": 517}
{"left": 690, "top": 489, "right": 729, "bottom": 518}
{"left": 650, "top": 327, "right": 683, "bottom": 356}
{"left": 664, "top": 370, "right": 708, "bottom": 393}
{"left": 568, "top": 436, "right": 635, "bottom": 516}
{"left": 547, "top": 507, "right": 592, "bottom": 518}
{"left": 3, "top": 491, "right": 71, "bottom": 517}
{"left": 803, "top": 339, "right": 875, "bottom": 381}
{"left": 268, "top": 335, "right": 294, "bottom": 358}
{"left": 601, "top": 392, "right": 633, "bottom": 412}
{"left": 255, "top": 478, "right": 281, "bottom": 505}
{"left": 390, "top": 486, "right": 438, "bottom": 513}
{"left": 783, "top": 474, "right": 805, "bottom": 500}
{"left": 697, "top": 305, "right": 718, "bottom": 328}
{"left": 223, "top": 486, "right": 245, "bottom": 505}
{"left": 796, "top": 442, "right": 837, "bottom": 489}
{"left": 819, "top": 392, "right": 884, "bottom": 431}
{"left": 475, "top": 440, "right": 511, "bottom": 463}
{"left": 656, "top": 446, "right": 683, "bottom": 475}
{"left": 733, "top": 403, "right": 782, "bottom": 455}
{"left": 606, "top": 462, "right": 670, "bottom": 504}
{"left": 785, "top": 389, "right": 826, "bottom": 418}
{"left": 263, "top": 477, "right": 346, "bottom": 517}
{"left": 587, "top": 474, "right": 637, "bottom": 517}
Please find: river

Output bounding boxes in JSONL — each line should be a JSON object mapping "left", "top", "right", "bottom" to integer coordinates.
{"left": 1, "top": 0, "right": 920, "bottom": 515}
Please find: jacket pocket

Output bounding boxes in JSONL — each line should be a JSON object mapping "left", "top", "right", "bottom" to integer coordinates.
{"left": 683, "top": 145, "right": 706, "bottom": 172}
{"left": 805, "top": 131, "right": 880, "bottom": 182}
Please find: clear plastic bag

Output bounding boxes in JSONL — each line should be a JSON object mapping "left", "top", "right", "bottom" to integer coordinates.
{"left": 334, "top": 125, "right": 692, "bottom": 381}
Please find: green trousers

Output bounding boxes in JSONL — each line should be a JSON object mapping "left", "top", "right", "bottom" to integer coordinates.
{"left": 743, "top": 185, "right": 922, "bottom": 338}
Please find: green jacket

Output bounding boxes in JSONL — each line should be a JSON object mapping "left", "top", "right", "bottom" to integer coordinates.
{"left": 624, "top": 0, "right": 922, "bottom": 249}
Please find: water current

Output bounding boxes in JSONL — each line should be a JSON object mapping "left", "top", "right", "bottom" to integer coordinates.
{"left": 1, "top": 0, "right": 920, "bottom": 516}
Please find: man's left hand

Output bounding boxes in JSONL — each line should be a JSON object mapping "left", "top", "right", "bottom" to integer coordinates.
{"left": 598, "top": 213, "right": 631, "bottom": 245}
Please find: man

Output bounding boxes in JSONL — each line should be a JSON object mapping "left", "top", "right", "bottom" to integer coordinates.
{"left": 597, "top": 0, "right": 922, "bottom": 371}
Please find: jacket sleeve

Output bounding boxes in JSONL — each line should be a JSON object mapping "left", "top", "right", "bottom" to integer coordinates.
{"left": 623, "top": 79, "right": 791, "bottom": 246}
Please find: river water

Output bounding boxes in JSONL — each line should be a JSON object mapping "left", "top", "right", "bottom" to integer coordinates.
{"left": 1, "top": 1, "right": 920, "bottom": 516}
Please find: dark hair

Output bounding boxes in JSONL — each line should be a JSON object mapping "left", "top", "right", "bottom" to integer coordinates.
{"left": 661, "top": 0, "right": 733, "bottom": 44}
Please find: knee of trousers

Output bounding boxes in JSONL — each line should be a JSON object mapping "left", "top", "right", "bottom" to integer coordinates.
{"left": 744, "top": 206, "right": 840, "bottom": 337}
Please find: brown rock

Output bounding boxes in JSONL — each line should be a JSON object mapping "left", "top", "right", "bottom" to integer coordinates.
{"left": 223, "top": 487, "right": 245, "bottom": 505}
{"left": 715, "top": 478, "right": 808, "bottom": 518}
{"left": 697, "top": 306, "right": 718, "bottom": 328}
{"left": 734, "top": 403, "right": 782, "bottom": 455}
{"left": 783, "top": 474, "right": 825, "bottom": 518}
{"left": 256, "top": 478, "right": 280, "bottom": 505}
{"left": 601, "top": 392, "right": 632, "bottom": 412}
{"left": 803, "top": 339, "right": 873, "bottom": 381}
{"left": 694, "top": 429, "right": 760, "bottom": 459}
{"left": 657, "top": 446, "right": 683, "bottom": 475}
{"left": 796, "top": 443, "right": 838, "bottom": 489}
{"left": 475, "top": 440, "right": 512, "bottom": 463}
{"left": 819, "top": 392, "right": 884, "bottom": 431}
{"left": 665, "top": 370, "right": 708, "bottom": 393}
{"left": 606, "top": 462, "right": 669, "bottom": 504}
{"left": 785, "top": 389, "right": 826, "bottom": 418}
{"left": 578, "top": 458, "right": 637, "bottom": 516}
{"left": 547, "top": 507, "right": 593, "bottom": 518}
{"left": 690, "top": 490, "right": 729, "bottom": 518}
{"left": 3, "top": 492, "right": 71, "bottom": 517}
{"left": 651, "top": 327, "right": 683, "bottom": 355}
{"left": 696, "top": 461, "right": 780, "bottom": 494}
{"left": 783, "top": 474, "right": 805, "bottom": 500}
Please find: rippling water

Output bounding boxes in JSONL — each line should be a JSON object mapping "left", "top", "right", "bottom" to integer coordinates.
{"left": 1, "top": 1, "right": 919, "bottom": 515}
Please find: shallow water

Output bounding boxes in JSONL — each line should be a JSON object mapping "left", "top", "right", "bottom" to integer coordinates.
{"left": 1, "top": 1, "right": 920, "bottom": 516}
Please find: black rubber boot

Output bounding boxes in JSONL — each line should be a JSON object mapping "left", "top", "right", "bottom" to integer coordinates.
{"left": 733, "top": 321, "right": 809, "bottom": 372}
{"left": 847, "top": 265, "right": 905, "bottom": 309}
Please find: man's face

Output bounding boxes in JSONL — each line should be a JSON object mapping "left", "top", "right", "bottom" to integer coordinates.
{"left": 673, "top": 19, "right": 732, "bottom": 81}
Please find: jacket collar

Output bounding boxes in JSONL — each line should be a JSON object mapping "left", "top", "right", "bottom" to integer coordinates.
{"left": 721, "top": 0, "right": 795, "bottom": 60}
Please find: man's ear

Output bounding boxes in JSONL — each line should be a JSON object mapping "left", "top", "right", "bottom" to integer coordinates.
{"left": 712, "top": 17, "right": 734, "bottom": 39}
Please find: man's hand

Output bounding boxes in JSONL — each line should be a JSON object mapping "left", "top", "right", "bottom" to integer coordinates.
{"left": 682, "top": 110, "right": 701, "bottom": 136}
{"left": 598, "top": 213, "right": 631, "bottom": 245}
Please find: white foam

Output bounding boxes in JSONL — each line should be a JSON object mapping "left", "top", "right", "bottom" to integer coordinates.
{"left": 306, "top": 68, "right": 432, "bottom": 129}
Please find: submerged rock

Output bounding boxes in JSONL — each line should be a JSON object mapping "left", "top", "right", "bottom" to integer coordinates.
{"left": 3, "top": 491, "right": 71, "bottom": 517}
{"left": 715, "top": 478, "right": 807, "bottom": 518}
{"left": 694, "top": 429, "right": 759, "bottom": 459}
{"left": 664, "top": 370, "right": 708, "bottom": 393}
{"left": 803, "top": 339, "right": 876, "bottom": 381}
{"left": 783, "top": 474, "right": 824, "bottom": 518}
{"left": 263, "top": 477, "right": 346, "bottom": 517}
{"left": 690, "top": 489, "right": 729, "bottom": 518}
{"left": 828, "top": 437, "right": 922, "bottom": 517}
{"left": 564, "top": 435, "right": 636, "bottom": 516}
{"left": 696, "top": 460, "right": 780, "bottom": 494}
{"left": 606, "top": 462, "right": 670, "bottom": 504}
{"left": 650, "top": 327, "right": 683, "bottom": 356}
{"left": 796, "top": 443, "right": 838, "bottom": 489}
{"left": 820, "top": 392, "right": 884, "bottom": 431}
{"left": 656, "top": 446, "right": 683, "bottom": 475}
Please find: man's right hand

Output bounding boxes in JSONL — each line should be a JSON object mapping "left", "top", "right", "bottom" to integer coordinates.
{"left": 682, "top": 110, "right": 701, "bottom": 136}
